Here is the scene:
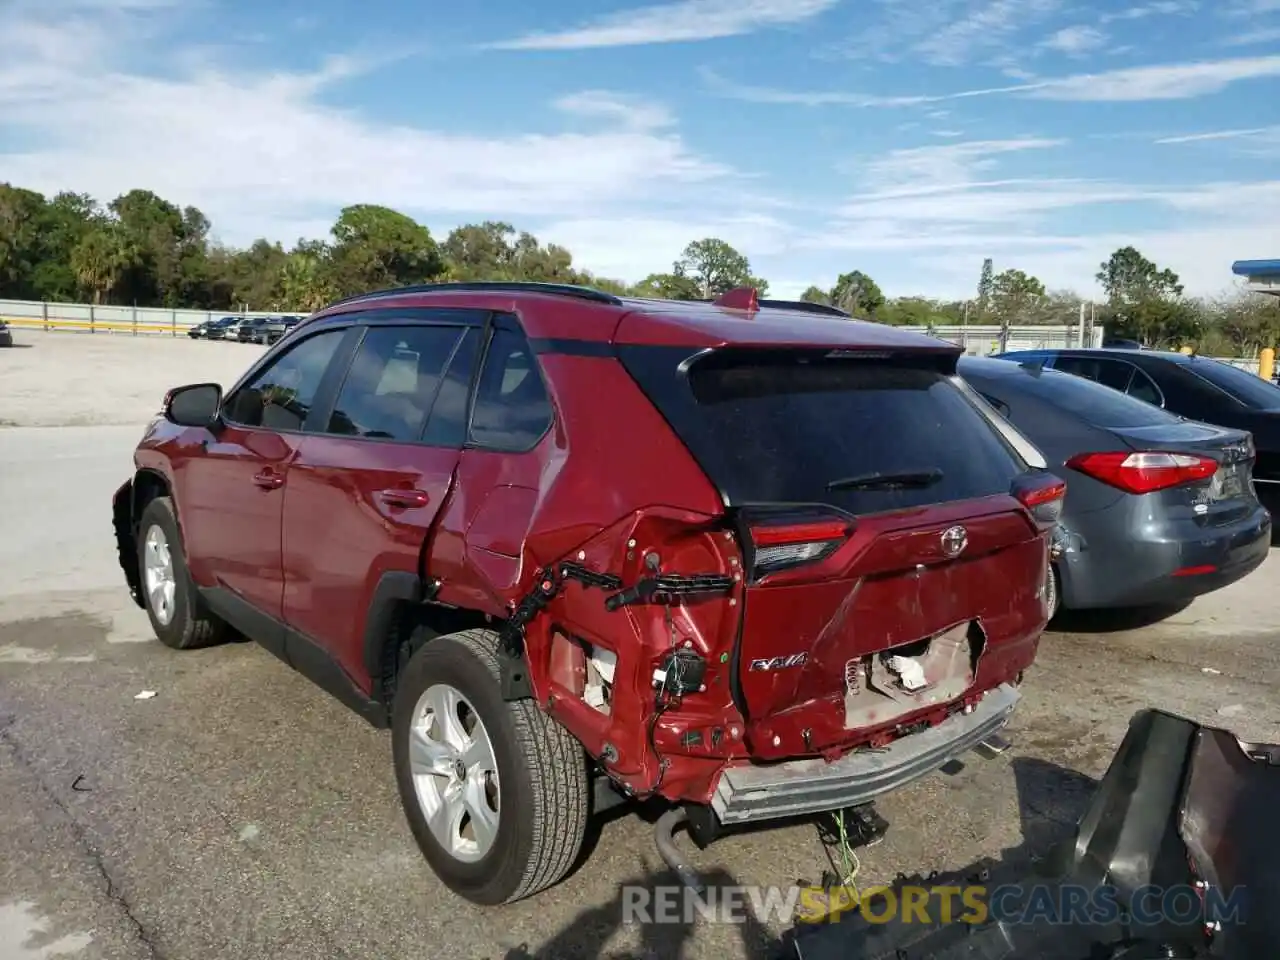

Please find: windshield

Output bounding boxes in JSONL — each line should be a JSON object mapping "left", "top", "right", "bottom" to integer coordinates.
{"left": 1187, "top": 359, "right": 1280, "bottom": 410}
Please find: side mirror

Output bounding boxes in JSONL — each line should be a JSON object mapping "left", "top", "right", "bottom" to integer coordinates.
{"left": 163, "top": 382, "right": 223, "bottom": 428}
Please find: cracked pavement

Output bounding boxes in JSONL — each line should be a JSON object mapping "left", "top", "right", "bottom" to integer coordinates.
{"left": 2, "top": 334, "right": 1279, "bottom": 959}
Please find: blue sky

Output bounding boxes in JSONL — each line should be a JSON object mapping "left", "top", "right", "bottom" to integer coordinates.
{"left": 1, "top": 0, "right": 1278, "bottom": 301}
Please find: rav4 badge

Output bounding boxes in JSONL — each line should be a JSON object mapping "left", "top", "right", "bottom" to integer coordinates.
{"left": 749, "top": 653, "right": 809, "bottom": 671}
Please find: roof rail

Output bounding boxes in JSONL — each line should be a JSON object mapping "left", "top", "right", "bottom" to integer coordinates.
{"left": 324, "top": 281, "right": 624, "bottom": 310}
{"left": 758, "top": 298, "right": 852, "bottom": 318}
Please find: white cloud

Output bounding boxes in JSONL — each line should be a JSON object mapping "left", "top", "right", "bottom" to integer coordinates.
{"left": 705, "top": 55, "right": 1280, "bottom": 107}
{"left": 0, "top": 5, "right": 752, "bottom": 280}
{"left": 911, "top": 0, "right": 1063, "bottom": 67}
{"left": 825, "top": 0, "right": 1064, "bottom": 68}
{"left": 1027, "top": 55, "right": 1280, "bottom": 100}
{"left": 1155, "top": 126, "right": 1279, "bottom": 144}
{"left": 858, "top": 139, "right": 1066, "bottom": 193}
{"left": 485, "top": 0, "right": 841, "bottom": 50}
{"left": 1099, "top": 0, "right": 1199, "bottom": 22}
{"left": 1221, "top": 26, "right": 1280, "bottom": 45}
{"left": 553, "top": 90, "right": 674, "bottom": 130}
{"left": 539, "top": 214, "right": 795, "bottom": 281}
{"left": 805, "top": 138, "right": 1280, "bottom": 300}
{"left": 1040, "top": 25, "right": 1108, "bottom": 56}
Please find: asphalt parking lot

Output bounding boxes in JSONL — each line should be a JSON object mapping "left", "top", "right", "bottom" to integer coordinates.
{"left": 2, "top": 330, "right": 1278, "bottom": 960}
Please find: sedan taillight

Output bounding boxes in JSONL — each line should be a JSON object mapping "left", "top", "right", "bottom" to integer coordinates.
{"left": 1066, "top": 451, "right": 1218, "bottom": 494}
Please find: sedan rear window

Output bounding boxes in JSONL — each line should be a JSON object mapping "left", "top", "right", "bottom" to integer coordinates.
{"left": 619, "top": 346, "right": 1028, "bottom": 515}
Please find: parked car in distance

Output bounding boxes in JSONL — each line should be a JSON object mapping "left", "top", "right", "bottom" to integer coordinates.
{"left": 111, "top": 281, "right": 1065, "bottom": 906}
{"left": 235, "top": 316, "right": 272, "bottom": 343}
{"left": 960, "top": 356, "right": 1271, "bottom": 616}
{"left": 190, "top": 316, "right": 240, "bottom": 340}
{"left": 0, "top": 318, "right": 12, "bottom": 347}
{"left": 993, "top": 347, "right": 1280, "bottom": 514}
{"left": 256, "top": 315, "right": 303, "bottom": 345}
{"left": 215, "top": 317, "right": 254, "bottom": 341}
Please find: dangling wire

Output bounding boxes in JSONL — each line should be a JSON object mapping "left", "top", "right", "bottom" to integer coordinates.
{"left": 832, "top": 809, "right": 861, "bottom": 887}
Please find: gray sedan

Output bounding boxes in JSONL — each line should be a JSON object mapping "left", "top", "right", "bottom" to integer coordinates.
{"left": 958, "top": 356, "right": 1271, "bottom": 616}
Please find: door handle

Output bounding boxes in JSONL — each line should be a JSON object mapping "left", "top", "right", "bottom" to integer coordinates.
{"left": 377, "top": 488, "right": 429, "bottom": 508}
{"left": 253, "top": 469, "right": 285, "bottom": 490}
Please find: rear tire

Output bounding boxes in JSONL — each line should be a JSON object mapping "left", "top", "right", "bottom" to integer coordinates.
{"left": 136, "top": 496, "right": 236, "bottom": 650}
{"left": 391, "top": 628, "right": 590, "bottom": 905}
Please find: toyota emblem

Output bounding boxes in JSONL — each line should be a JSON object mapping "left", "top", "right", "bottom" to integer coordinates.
{"left": 940, "top": 525, "right": 968, "bottom": 558}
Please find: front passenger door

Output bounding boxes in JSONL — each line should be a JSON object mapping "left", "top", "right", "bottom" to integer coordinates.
{"left": 178, "top": 328, "right": 348, "bottom": 623}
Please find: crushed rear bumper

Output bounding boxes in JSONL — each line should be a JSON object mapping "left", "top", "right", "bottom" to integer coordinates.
{"left": 711, "top": 683, "right": 1020, "bottom": 825}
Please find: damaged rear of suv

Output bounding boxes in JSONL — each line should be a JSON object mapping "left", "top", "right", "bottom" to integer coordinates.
{"left": 112, "top": 282, "right": 1062, "bottom": 907}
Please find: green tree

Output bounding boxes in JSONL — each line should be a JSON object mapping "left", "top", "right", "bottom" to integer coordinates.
{"left": 0, "top": 184, "right": 48, "bottom": 299}
{"left": 671, "top": 238, "right": 768, "bottom": 298}
{"left": 976, "top": 258, "right": 994, "bottom": 319}
{"left": 70, "top": 223, "right": 142, "bottom": 304}
{"left": 878, "top": 297, "right": 955, "bottom": 327}
{"left": 326, "top": 204, "right": 444, "bottom": 296}
{"left": 990, "top": 269, "right": 1047, "bottom": 322}
{"left": 1096, "top": 246, "right": 1183, "bottom": 305}
{"left": 799, "top": 285, "right": 830, "bottom": 304}
{"left": 1210, "top": 293, "right": 1280, "bottom": 356}
{"left": 830, "top": 270, "right": 884, "bottom": 317}
{"left": 633, "top": 271, "right": 702, "bottom": 300}
{"left": 31, "top": 192, "right": 99, "bottom": 301}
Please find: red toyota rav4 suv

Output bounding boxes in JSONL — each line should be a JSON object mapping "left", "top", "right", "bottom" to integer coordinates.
{"left": 112, "top": 282, "right": 1063, "bottom": 905}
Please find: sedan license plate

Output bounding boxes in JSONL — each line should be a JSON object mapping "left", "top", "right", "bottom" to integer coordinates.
{"left": 1211, "top": 463, "right": 1245, "bottom": 501}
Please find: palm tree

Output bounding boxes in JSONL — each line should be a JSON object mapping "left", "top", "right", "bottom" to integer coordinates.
{"left": 70, "top": 224, "right": 140, "bottom": 304}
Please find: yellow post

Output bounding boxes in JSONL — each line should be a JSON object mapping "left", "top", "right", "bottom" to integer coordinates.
{"left": 1179, "top": 345, "right": 1193, "bottom": 355}
{"left": 1260, "top": 347, "right": 1276, "bottom": 382}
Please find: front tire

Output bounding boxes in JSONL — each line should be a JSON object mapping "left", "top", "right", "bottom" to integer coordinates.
{"left": 391, "top": 628, "right": 590, "bottom": 905}
{"left": 136, "top": 496, "right": 235, "bottom": 650}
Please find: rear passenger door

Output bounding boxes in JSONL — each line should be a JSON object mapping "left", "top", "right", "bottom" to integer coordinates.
{"left": 280, "top": 310, "right": 483, "bottom": 688}
{"left": 445, "top": 314, "right": 556, "bottom": 601}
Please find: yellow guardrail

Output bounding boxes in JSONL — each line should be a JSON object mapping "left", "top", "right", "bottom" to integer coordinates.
{"left": 3, "top": 316, "right": 194, "bottom": 334}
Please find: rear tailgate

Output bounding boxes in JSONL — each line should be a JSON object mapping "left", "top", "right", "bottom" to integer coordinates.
{"left": 617, "top": 342, "right": 1055, "bottom": 752}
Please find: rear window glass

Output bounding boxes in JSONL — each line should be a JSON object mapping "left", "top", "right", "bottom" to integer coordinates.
{"left": 996, "top": 364, "right": 1182, "bottom": 428}
{"left": 1187, "top": 359, "right": 1280, "bottom": 410}
{"left": 620, "top": 347, "right": 1028, "bottom": 515}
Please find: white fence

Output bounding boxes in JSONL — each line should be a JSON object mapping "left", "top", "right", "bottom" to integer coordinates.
{"left": 0, "top": 298, "right": 276, "bottom": 335}
{"left": 1, "top": 297, "right": 1108, "bottom": 347}
{"left": 929, "top": 324, "right": 1104, "bottom": 354}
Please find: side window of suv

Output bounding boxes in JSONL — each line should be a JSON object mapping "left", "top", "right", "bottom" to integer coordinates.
{"left": 325, "top": 325, "right": 465, "bottom": 442}
{"left": 223, "top": 329, "right": 345, "bottom": 431}
{"left": 468, "top": 319, "right": 553, "bottom": 451}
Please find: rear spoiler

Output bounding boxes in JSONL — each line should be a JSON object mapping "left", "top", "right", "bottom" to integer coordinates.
{"left": 783, "top": 707, "right": 1280, "bottom": 960}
